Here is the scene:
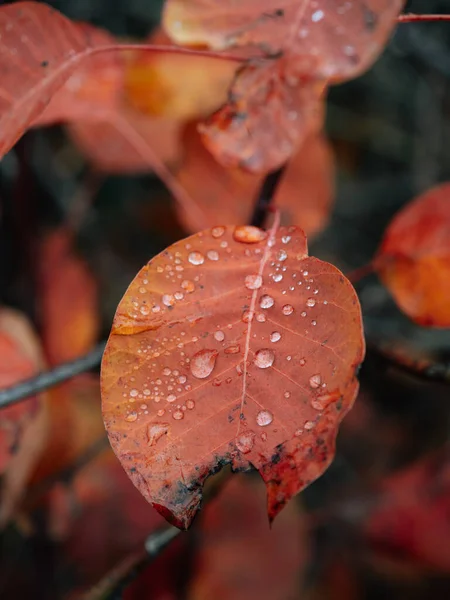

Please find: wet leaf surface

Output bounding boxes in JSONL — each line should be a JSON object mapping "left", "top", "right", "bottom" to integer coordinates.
{"left": 376, "top": 182, "right": 450, "bottom": 327}
{"left": 102, "top": 222, "right": 365, "bottom": 529}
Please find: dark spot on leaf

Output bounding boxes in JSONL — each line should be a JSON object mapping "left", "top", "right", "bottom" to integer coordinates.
{"left": 41, "top": 60, "right": 49, "bottom": 67}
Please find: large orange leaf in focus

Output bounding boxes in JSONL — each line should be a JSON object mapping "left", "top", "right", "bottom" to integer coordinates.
{"left": 164, "top": 0, "right": 405, "bottom": 82}
{"left": 37, "top": 228, "right": 98, "bottom": 365}
{"left": 101, "top": 223, "right": 365, "bottom": 529}
{"left": 34, "top": 22, "right": 123, "bottom": 126}
{"left": 176, "top": 125, "right": 334, "bottom": 237}
{"left": 376, "top": 183, "right": 450, "bottom": 327}
{"left": 188, "top": 475, "right": 307, "bottom": 600}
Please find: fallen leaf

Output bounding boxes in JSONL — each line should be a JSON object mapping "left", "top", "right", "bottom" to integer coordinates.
{"left": 101, "top": 222, "right": 365, "bottom": 529}
{"left": 176, "top": 124, "right": 334, "bottom": 237}
{"left": 376, "top": 182, "right": 450, "bottom": 327}
{"left": 37, "top": 228, "right": 99, "bottom": 365}
{"left": 188, "top": 474, "right": 307, "bottom": 600}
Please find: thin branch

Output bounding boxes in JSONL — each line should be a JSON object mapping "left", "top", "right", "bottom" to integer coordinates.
{"left": 0, "top": 341, "right": 106, "bottom": 408}
{"left": 345, "top": 261, "right": 374, "bottom": 284}
{"left": 398, "top": 14, "right": 450, "bottom": 23}
{"left": 81, "top": 525, "right": 181, "bottom": 600}
{"left": 250, "top": 166, "right": 286, "bottom": 228}
{"left": 368, "top": 344, "right": 450, "bottom": 384}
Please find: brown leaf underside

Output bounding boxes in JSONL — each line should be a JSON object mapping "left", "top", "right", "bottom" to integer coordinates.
{"left": 101, "top": 224, "right": 364, "bottom": 529}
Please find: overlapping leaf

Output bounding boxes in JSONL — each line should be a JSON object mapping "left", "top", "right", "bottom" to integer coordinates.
{"left": 164, "top": 0, "right": 405, "bottom": 171}
{"left": 164, "top": 0, "right": 405, "bottom": 80}
{"left": 376, "top": 182, "right": 450, "bottom": 327}
{"left": 176, "top": 125, "right": 334, "bottom": 237}
{"left": 101, "top": 223, "right": 365, "bottom": 529}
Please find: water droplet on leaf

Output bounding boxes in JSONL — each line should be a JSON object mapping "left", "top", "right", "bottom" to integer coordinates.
{"left": 190, "top": 349, "right": 218, "bottom": 379}
{"left": 254, "top": 349, "right": 275, "bottom": 369}
{"left": 233, "top": 226, "right": 267, "bottom": 243}
{"left": 148, "top": 423, "right": 169, "bottom": 446}
{"left": 235, "top": 431, "right": 256, "bottom": 453}
{"left": 245, "top": 274, "right": 263, "bottom": 289}
{"left": 260, "top": 294, "right": 274, "bottom": 309}
{"left": 309, "top": 374, "right": 322, "bottom": 389}
{"left": 282, "top": 304, "right": 294, "bottom": 315}
{"left": 188, "top": 251, "right": 205, "bottom": 265}
{"left": 211, "top": 226, "right": 225, "bottom": 238}
{"left": 270, "top": 331, "right": 281, "bottom": 343}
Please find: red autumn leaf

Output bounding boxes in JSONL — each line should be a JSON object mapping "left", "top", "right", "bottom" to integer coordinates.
{"left": 67, "top": 115, "right": 183, "bottom": 174}
{"left": 164, "top": 0, "right": 404, "bottom": 82}
{"left": 365, "top": 448, "right": 450, "bottom": 572}
{"left": 188, "top": 475, "right": 308, "bottom": 600}
{"left": 376, "top": 182, "right": 450, "bottom": 327}
{"left": 200, "top": 58, "right": 326, "bottom": 172}
{"left": 37, "top": 228, "right": 99, "bottom": 365}
{"left": 101, "top": 222, "right": 365, "bottom": 529}
{"left": 0, "top": 308, "right": 48, "bottom": 525}
{"left": 0, "top": 2, "right": 124, "bottom": 158}
{"left": 176, "top": 125, "right": 334, "bottom": 238}
{"left": 164, "top": 0, "right": 405, "bottom": 172}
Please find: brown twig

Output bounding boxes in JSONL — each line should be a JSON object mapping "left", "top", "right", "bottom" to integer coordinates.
{"left": 368, "top": 343, "right": 450, "bottom": 384}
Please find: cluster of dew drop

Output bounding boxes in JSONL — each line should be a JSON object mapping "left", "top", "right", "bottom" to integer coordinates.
{"left": 120, "top": 224, "right": 336, "bottom": 455}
